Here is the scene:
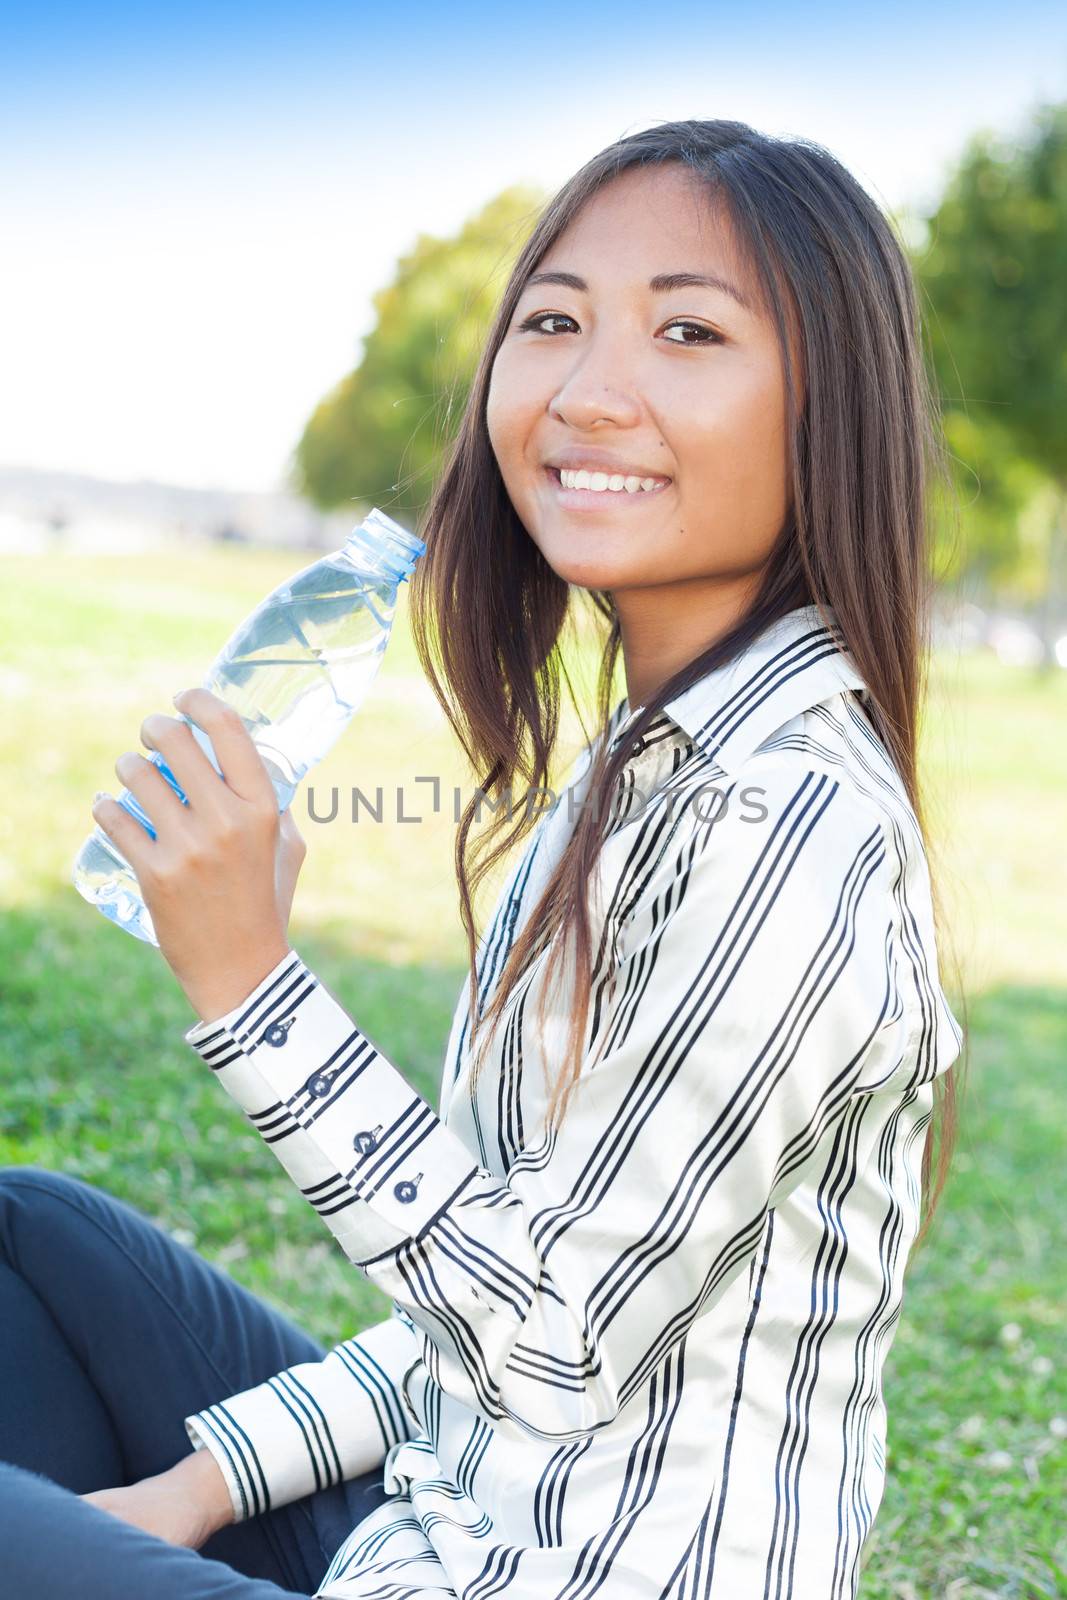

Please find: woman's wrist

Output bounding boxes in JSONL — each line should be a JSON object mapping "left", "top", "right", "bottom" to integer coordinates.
{"left": 183, "top": 939, "right": 292, "bottom": 1026}
{"left": 170, "top": 1444, "right": 236, "bottom": 1538}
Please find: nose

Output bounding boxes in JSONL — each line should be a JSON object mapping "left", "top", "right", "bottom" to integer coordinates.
{"left": 548, "top": 337, "right": 642, "bottom": 431}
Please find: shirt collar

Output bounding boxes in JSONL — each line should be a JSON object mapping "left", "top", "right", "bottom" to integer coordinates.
{"left": 610, "top": 603, "right": 870, "bottom": 777}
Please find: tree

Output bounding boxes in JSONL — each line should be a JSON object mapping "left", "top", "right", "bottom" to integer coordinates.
{"left": 913, "top": 99, "right": 1067, "bottom": 656}
{"left": 291, "top": 186, "right": 548, "bottom": 524}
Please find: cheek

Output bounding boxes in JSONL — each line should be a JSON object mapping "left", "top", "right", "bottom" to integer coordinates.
{"left": 730, "top": 390, "right": 789, "bottom": 514}
{"left": 683, "top": 367, "right": 788, "bottom": 497}
{"left": 485, "top": 353, "right": 529, "bottom": 453}
{"left": 484, "top": 366, "right": 507, "bottom": 460}
{"left": 666, "top": 375, "right": 789, "bottom": 565}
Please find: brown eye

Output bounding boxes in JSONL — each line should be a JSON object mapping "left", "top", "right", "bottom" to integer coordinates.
{"left": 517, "top": 313, "right": 578, "bottom": 335}
{"left": 662, "top": 321, "right": 723, "bottom": 345}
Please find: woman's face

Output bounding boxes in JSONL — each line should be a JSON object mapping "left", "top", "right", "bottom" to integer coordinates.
{"left": 486, "top": 163, "right": 794, "bottom": 598}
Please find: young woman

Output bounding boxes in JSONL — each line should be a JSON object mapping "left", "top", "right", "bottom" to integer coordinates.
{"left": 0, "top": 118, "right": 965, "bottom": 1599}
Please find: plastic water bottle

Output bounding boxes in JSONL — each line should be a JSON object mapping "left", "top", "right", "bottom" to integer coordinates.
{"left": 71, "top": 507, "right": 426, "bottom": 947}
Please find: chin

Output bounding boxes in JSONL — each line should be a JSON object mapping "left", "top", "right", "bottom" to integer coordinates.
{"left": 527, "top": 536, "right": 645, "bottom": 592}
{"left": 544, "top": 557, "right": 639, "bottom": 591}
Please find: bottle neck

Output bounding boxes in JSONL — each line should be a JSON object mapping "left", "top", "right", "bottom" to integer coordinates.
{"left": 339, "top": 508, "right": 425, "bottom": 584}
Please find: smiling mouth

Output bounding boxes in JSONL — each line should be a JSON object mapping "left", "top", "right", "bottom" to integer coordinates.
{"left": 544, "top": 466, "right": 672, "bottom": 504}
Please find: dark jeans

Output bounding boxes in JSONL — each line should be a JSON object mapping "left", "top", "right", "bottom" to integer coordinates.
{"left": 0, "top": 1164, "right": 395, "bottom": 1597}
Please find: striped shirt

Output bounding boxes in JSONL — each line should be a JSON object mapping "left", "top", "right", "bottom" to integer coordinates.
{"left": 182, "top": 602, "right": 964, "bottom": 1600}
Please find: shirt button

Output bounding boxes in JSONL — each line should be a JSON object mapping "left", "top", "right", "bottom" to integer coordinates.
{"left": 393, "top": 1172, "right": 423, "bottom": 1204}
{"left": 263, "top": 1020, "right": 290, "bottom": 1048}
{"left": 353, "top": 1126, "right": 380, "bottom": 1155}
{"left": 306, "top": 1072, "right": 333, "bottom": 1098}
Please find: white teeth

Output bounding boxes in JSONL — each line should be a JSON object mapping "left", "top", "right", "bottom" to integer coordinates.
{"left": 558, "top": 468, "right": 666, "bottom": 493}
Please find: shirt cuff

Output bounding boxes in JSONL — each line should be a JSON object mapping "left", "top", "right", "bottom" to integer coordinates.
{"left": 182, "top": 947, "right": 484, "bottom": 1267}
{"left": 182, "top": 1314, "right": 420, "bottom": 1522}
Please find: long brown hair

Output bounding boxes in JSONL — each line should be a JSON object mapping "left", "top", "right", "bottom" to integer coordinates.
{"left": 407, "top": 118, "right": 967, "bottom": 1248}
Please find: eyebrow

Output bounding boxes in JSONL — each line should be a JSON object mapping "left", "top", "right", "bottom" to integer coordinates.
{"left": 524, "top": 269, "right": 753, "bottom": 312}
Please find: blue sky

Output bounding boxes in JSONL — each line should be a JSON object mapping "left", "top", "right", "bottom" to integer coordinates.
{"left": 3, "top": 1, "right": 1066, "bottom": 490}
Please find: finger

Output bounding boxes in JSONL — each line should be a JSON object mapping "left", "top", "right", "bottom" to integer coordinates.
{"left": 91, "top": 791, "right": 155, "bottom": 876}
{"left": 114, "top": 750, "right": 191, "bottom": 836}
{"left": 173, "top": 687, "right": 279, "bottom": 809}
{"left": 139, "top": 712, "right": 230, "bottom": 813}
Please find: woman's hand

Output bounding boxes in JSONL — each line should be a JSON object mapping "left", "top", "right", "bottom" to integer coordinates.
{"left": 90, "top": 687, "right": 307, "bottom": 1025}
{"left": 79, "top": 1448, "right": 235, "bottom": 1550}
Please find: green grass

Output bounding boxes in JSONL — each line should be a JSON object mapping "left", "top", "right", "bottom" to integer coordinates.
{"left": 1, "top": 541, "right": 1064, "bottom": 1597}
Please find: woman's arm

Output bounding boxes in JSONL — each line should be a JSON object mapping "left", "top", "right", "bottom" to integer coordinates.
{"left": 184, "top": 762, "right": 962, "bottom": 1446}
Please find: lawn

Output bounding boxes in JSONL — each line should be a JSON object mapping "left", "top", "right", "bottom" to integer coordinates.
{"left": 1, "top": 538, "right": 1064, "bottom": 1597}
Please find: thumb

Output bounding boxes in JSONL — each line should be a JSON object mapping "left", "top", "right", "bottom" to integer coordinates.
{"left": 275, "top": 805, "right": 307, "bottom": 925}
{"left": 279, "top": 804, "right": 306, "bottom": 857}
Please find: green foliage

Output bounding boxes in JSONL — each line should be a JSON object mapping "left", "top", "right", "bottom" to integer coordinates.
{"left": 930, "top": 411, "right": 1060, "bottom": 592}
{"left": 292, "top": 186, "right": 548, "bottom": 520}
{"left": 914, "top": 100, "right": 1067, "bottom": 602}
{"left": 918, "top": 102, "right": 1067, "bottom": 481}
